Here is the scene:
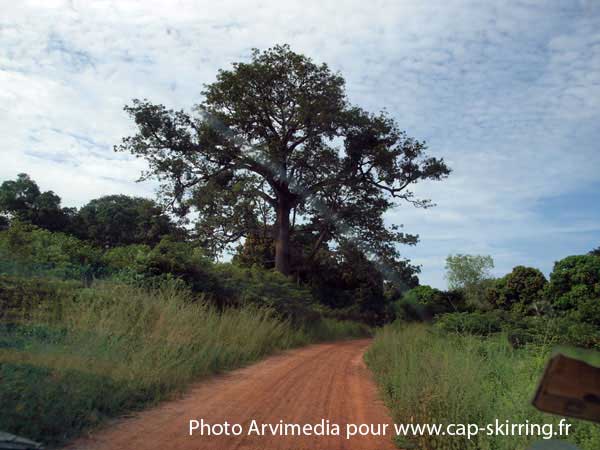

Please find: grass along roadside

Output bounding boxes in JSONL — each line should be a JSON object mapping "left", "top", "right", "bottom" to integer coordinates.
{"left": 364, "top": 323, "right": 600, "bottom": 450}
{"left": 0, "top": 281, "right": 369, "bottom": 446}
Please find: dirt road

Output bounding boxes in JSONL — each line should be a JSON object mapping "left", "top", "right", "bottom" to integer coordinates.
{"left": 68, "top": 339, "right": 396, "bottom": 450}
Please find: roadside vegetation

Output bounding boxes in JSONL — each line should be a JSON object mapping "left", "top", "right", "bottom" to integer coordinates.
{"left": 4, "top": 44, "right": 598, "bottom": 450}
{"left": 3, "top": 46, "right": 447, "bottom": 445}
{"left": 0, "top": 219, "right": 368, "bottom": 445}
{"left": 366, "top": 251, "right": 600, "bottom": 450}
{"left": 366, "top": 324, "right": 600, "bottom": 450}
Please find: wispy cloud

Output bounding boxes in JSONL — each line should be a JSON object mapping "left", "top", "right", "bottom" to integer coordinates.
{"left": 1, "top": 0, "right": 599, "bottom": 287}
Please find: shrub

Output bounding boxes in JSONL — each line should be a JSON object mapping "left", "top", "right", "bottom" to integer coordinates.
{"left": 130, "top": 237, "right": 224, "bottom": 301}
{"left": 434, "top": 310, "right": 504, "bottom": 335}
{"left": 393, "top": 286, "right": 466, "bottom": 322}
{"left": 214, "top": 264, "right": 319, "bottom": 324}
{"left": 0, "top": 222, "right": 104, "bottom": 280}
{"left": 75, "top": 195, "right": 178, "bottom": 247}
{"left": 435, "top": 309, "right": 600, "bottom": 349}
{"left": 507, "top": 315, "right": 600, "bottom": 349}
{"left": 102, "top": 244, "right": 151, "bottom": 272}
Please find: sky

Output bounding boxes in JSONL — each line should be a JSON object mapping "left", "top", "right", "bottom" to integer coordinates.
{"left": 2, "top": 0, "right": 600, "bottom": 288}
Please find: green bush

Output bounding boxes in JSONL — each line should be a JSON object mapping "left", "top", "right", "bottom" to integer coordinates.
{"left": 0, "top": 222, "right": 104, "bottom": 280}
{"left": 435, "top": 309, "right": 600, "bottom": 349}
{"left": 393, "top": 285, "right": 466, "bottom": 322}
{"left": 132, "top": 236, "right": 222, "bottom": 293}
{"left": 214, "top": 264, "right": 320, "bottom": 324}
{"left": 434, "top": 310, "right": 504, "bottom": 335}
{"left": 507, "top": 315, "right": 600, "bottom": 349}
{"left": 102, "top": 244, "right": 151, "bottom": 272}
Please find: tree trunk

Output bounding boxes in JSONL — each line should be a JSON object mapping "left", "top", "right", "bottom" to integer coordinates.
{"left": 274, "top": 198, "right": 291, "bottom": 275}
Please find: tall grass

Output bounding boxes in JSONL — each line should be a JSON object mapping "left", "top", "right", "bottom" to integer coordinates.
{"left": 0, "top": 281, "right": 369, "bottom": 445}
{"left": 365, "top": 323, "right": 600, "bottom": 450}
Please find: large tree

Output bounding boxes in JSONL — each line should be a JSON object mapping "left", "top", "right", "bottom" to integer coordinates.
{"left": 117, "top": 45, "right": 450, "bottom": 275}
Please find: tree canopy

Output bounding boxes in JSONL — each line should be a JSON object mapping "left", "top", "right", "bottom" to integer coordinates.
{"left": 445, "top": 254, "right": 494, "bottom": 306}
{"left": 117, "top": 45, "right": 450, "bottom": 277}
{"left": 546, "top": 254, "right": 600, "bottom": 324}
{"left": 0, "top": 173, "right": 73, "bottom": 232}
{"left": 486, "top": 265, "right": 547, "bottom": 314}
{"left": 76, "top": 195, "right": 181, "bottom": 248}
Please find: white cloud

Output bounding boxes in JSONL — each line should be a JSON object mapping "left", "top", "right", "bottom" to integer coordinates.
{"left": 1, "top": 0, "right": 599, "bottom": 287}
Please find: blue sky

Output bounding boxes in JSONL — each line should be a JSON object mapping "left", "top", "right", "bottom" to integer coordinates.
{"left": 2, "top": 0, "right": 599, "bottom": 287}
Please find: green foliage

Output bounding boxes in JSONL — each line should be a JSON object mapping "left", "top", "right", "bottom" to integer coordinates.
{"left": 214, "top": 264, "right": 318, "bottom": 323}
{"left": 0, "top": 223, "right": 377, "bottom": 324}
{"left": 0, "top": 275, "right": 81, "bottom": 321}
{"left": 510, "top": 316, "right": 600, "bottom": 349}
{"left": 545, "top": 254, "right": 600, "bottom": 325}
{"left": 434, "top": 310, "right": 600, "bottom": 349}
{"left": 445, "top": 254, "right": 495, "bottom": 289}
{"left": 131, "top": 236, "right": 223, "bottom": 297}
{"left": 307, "top": 242, "right": 391, "bottom": 325}
{"left": 486, "top": 266, "right": 547, "bottom": 314}
{"left": 102, "top": 243, "right": 151, "bottom": 272}
{"left": 235, "top": 235, "right": 398, "bottom": 325}
{"left": 393, "top": 285, "right": 465, "bottom": 322}
{"left": 0, "top": 280, "right": 367, "bottom": 444}
{"left": 435, "top": 310, "right": 505, "bottom": 335}
{"left": 0, "top": 221, "right": 104, "bottom": 280}
{"left": 232, "top": 233, "right": 275, "bottom": 269}
{"left": 76, "top": 195, "right": 180, "bottom": 247}
{"left": 445, "top": 254, "right": 494, "bottom": 307}
{"left": 365, "top": 324, "right": 600, "bottom": 450}
{"left": 117, "top": 44, "right": 450, "bottom": 274}
{"left": 0, "top": 361, "right": 129, "bottom": 442}
{"left": 0, "top": 173, "right": 72, "bottom": 232}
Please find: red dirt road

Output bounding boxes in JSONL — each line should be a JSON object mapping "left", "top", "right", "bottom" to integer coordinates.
{"left": 67, "top": 339, "right": 396, "bottom": 450}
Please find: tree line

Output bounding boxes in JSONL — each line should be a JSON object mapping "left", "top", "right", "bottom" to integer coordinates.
{"left": 1, "top": 45, "right": 456, "bottom": 324}
{"left": 0, "top": 172, "right": 416, "bottom": 324}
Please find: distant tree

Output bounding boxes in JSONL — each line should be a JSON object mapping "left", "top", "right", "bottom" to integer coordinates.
{"left": 545, "top": 254, "right": 600, "bottom": 325}
{"left": 0, "top": 173, "right": 71, "bottom": 232}
{"left": 445, "top": 254, "right": 494, "bottom": 307}
{"left": 589, "top": 246, "right": 600, "bottom": 256}
{"left": 486, "top": 266, "right": 547, "bottom": 314}
{"left": 77, "top": 195, "right": 181, "bottom": 247}
{"left": 117, "top": 45, "right": 450, "bottom": 275}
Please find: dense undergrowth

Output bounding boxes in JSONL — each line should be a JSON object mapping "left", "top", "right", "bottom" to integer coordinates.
{"left": 0, "top": 222, "right": 370, "bottom": 445}
{"left": 365, "top": 323, "right": 600, "bottom": 450}
{"left": 0, "top": 279, "right": 368, "bottom": 445}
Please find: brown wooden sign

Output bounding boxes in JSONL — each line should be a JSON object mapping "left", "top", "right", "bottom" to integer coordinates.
{"left": 533, "top": 353, "right": 600, "bottom": 423}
